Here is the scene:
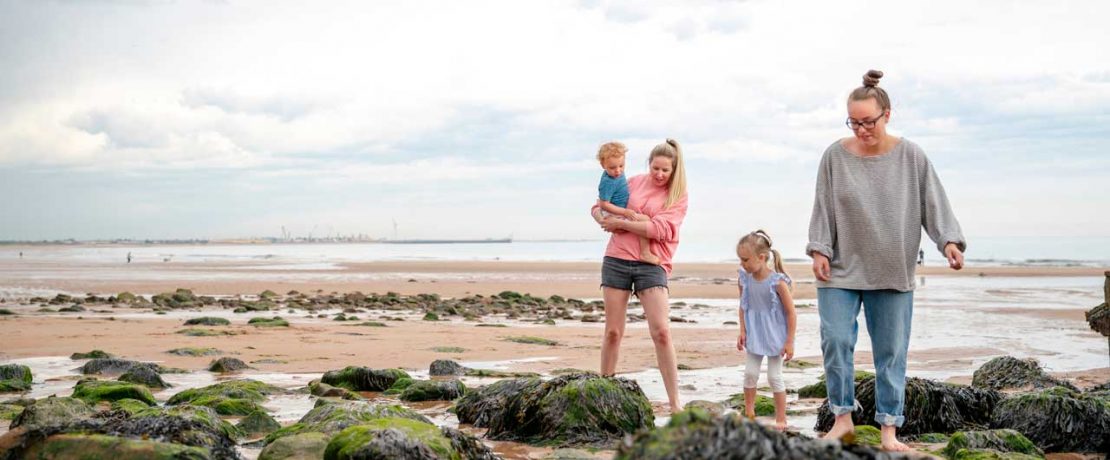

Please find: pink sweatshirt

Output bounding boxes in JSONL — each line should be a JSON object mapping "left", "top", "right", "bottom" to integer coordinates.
{"left": 604, "top": 174, "right": 689, "bottom": 274}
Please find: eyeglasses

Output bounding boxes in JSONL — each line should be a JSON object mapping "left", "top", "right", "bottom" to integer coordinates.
{"left": 845, "top": 112, "right": 887, "bottom": 130}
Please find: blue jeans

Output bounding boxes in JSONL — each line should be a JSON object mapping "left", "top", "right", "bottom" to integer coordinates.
{"left": 818, "top": 287, "right": 913, "bottom": 427}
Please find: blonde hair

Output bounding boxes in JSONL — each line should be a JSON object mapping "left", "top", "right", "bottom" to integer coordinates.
{"left": 596, "top": 141, "right": 627, "bottom": 164}
{"left": 649, "top": 138, "right": 687, "bottom": 209}
{"left": 848, "top": 69, "right": 891, "bottom": 113}
{"left": 736, "top": 229, "right": 789, "bottom": 282}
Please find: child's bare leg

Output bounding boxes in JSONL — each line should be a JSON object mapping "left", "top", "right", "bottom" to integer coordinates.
{"left": 639, "top": 236, "right": 661, "bottom": 265}
{"left": 743, "top": 387, "right": 756, "bottom": 420}
{"left": 773, "top": 391, "right": 788, "bottom": 431}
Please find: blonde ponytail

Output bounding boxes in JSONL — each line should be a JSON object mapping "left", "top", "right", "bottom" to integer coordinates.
{"left": 650, "top": 138, "right": 687, "bottom": 209}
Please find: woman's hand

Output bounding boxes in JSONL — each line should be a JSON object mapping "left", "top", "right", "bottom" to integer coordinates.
{"left": 944, "top": 243, "right": 964, "bottom": 270}
{"left": 600, "top": 216, "right": 626, "bottom": 233}
{"left": 781, "top": 341, "right": 794, "bottom": 361}
{"left": 736, "top": 331, "right": 746, "bottom": 352}
{"left": 811, "top": 253, "right": 831, "bottom": 282}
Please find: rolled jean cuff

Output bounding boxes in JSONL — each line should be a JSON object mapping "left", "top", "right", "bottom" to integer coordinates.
{"left": 875, "top": 412, "right": 904, "bottom": 427}
{"left": 829, "top": 401, "right": 858, "bottom": 416}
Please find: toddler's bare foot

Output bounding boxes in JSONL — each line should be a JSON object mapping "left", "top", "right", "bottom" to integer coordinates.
{"left": 822, "top": 414, "right": 854, "bottom": 440}
{"left": 640, "top": 251, "right": 661, "bottom": 265}
{"left": 880, "top": 426, "right": 911, "bottom": 451}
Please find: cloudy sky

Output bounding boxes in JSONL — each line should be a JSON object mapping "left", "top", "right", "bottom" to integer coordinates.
{"left": 1, "top": 0, "right": 1108, "bottom": 246}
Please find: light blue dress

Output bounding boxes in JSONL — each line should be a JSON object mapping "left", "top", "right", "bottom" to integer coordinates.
{"left": 739, "top": 268, "right": 791, "bottom": 357}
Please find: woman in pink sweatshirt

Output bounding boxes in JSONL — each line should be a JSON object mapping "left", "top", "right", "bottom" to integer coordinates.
{"left": 597, "top": 138, "right": 689, "bottom": 413}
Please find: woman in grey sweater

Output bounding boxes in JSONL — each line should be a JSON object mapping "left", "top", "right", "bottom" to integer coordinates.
{"left": 807, "top": 70, "right": 966, "bottom": 451}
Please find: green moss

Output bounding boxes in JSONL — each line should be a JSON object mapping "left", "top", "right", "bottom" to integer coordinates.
{"left": 354, "top": 321, "right": 387, "bottom": 327}
{"left": 476, "top": 323, "right": 508, "bottom": 327}
{"left": 798, "top": 370, "right": 875, "bottom": 398}
{"left": 324, "top": 418, "right": 455, "bottom": 460}
{"left": 943, "top": 429, "right": 1042, "bottom": 458}
{"left": 183, "top": 317, "right": 231, "bottom": 326}
{"left": 130, "top": 404, "right": 243, "bottom": 440}
{"left": 264, "top": 401, "right": 430, "bottom": 444}
{"left": 71, "top": 379, "right": 156, "bottom": 405}
{"left": 850, "top": 425, "right": 882, "bottom": 446}
{"left": 949, "top": 449, "right": 1042, "bottom": 460}
{"left": 463, "top": 369, "right": 540, "bottom": 378}
{"left": 400, "top": 380, "right": 466, "bottom": 402}
{"left": 320, "top": 367, "right": 410, "bottom": 392}
{"left": 0, "top": 308, "right": 14, "bottom": 315}
{"left": 238, "top": 410, "right": 281, "bottom": 437}
{"left": 167, "top": 347, "right": 223, "bottom": 356}
{"left": 23, "top": 433, "right": 211, "bottom": 459}
{"left": 383, "top": 377, "right": 414, "bottom": 395}
{"left": 110, "top": 398, "right": 152, "bottom": 415}
{"left": 504, "top": 336, "right": 559, "bottom": 346}
{"left": 754, "top": 395, "right": 775, "bottom": 416}
{"left": 430, "top": 346, "right": 465, "bottom": 353}
{"left": 0, "top": 403, "right": 22, "bottom": 420}
{"left": 916, "top": 432, "right": 951, "bottom": 443}
{"left": 0, "top": 379, "right": 31, "bottom": 392}
{"left": 176, "top": 328, "right": 236, "bottom": 336}
{"left": 248, "top": 316, "right": 290, "bottom": 327}
{"left": 422, "top": 312, "right": 440, "bottom": 321}
{"left": 0, "top": 364, "right": 33, "bottom": 384}
{"left": 259, "top": 432, "right": 329, "bottom": 460}
{"left": 167, "top": 379, "right": 280, "bottom": 415}
{"left": 116, "top": 292, "right": 138, "bottom": 303}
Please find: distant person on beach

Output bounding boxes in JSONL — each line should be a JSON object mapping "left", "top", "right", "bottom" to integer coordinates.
{"left": 918, "top": 249, "right": 925, "bottom": 266}
{"left": 807, "top": 70, "right": 966, "bottom": 451}
{"left": 595, "top": 138, "right": 688, "bottom": 413}
{"left": 591, "top": 141, "right": 661, "bottom": 265}
{"left": 127, "top": 252, "right": 132, "bottom": 263}
{"left": 735, "top": 229, "right": 796, "bottom": 431}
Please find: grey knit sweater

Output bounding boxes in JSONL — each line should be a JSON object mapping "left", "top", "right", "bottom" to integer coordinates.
{"left": 806, "top": 138, "right": 965, "bottom": 292}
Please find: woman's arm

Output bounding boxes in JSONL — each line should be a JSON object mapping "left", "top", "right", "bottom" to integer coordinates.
{"left": 807, "top": 151, "right": 835, "bottom": 281}
{"left": 776, "top": 280, "right": 796, "bottom": 361}
{"left": 919, "top": 156, "right": 966, "bottom": 270}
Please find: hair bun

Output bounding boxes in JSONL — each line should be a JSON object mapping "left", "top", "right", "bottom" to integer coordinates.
{"left": 862, "top": 70, "right": 884, "bottom": 87}
{"left": 666, "top": 138, "right": 678, "bottom": 147}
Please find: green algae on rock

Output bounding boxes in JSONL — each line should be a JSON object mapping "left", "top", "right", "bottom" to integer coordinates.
{"left": 323, "top": 418, "right": 496, "bottom": 460}
{"left": 183, "top": 316, "right": 231, "bottom": 326}
{"left": 167, "top": 379, "right": 282, "bottom": 415}
{"left": 971, "top": 356, "right": 1078, "bottom": 392}
{"left": 815, "top": 376, "right": 1002, "bottom": 436}
{"left": 989, "top": 386, "right": 1110, "bottom": 453}
{"left": 9, "top": 397, "right": 96, "bottom": 430}
{"left": 17, "top": 433, "right": 213, "bottom": 460}
{"left": 941, "top": 429, "right": 1043, "bottom": 458}
{"left": 70, "top": 349, "right": 115, "bottom": 360}
{"left": 263, "top": 400, "right": 431, "bottom": 445}
{"left": 399, "top": 379, "right": 466, "bottom": 402}
{"left": 320, "top": 366, "right": 410, "bottom": 392}
{"left": 72, "top": 379, "right": 157, "bottom": 406}
{"left": 259, "top": 432, "right": 330, "bottom": 460}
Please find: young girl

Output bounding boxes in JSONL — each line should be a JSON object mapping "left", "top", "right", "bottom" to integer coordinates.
{"left": 735, "top": 229, "right": 797, "bottom": 431}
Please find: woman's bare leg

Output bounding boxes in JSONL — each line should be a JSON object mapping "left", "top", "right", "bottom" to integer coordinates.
{"left": 600, "top": 287, "right": 631, "bottom": 376}
{"left": 639, "top": 286, "right": 681, "bottom": 412}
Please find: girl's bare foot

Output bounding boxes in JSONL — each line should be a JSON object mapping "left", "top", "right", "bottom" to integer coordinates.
{"left": 744, "top": 411, "right": 756, "bottom": 421}
{"left": 822, "top": 413, "right": 854, "bottom": 440}
{"left": 640, "top": 251, "right": 661, "bottom": 265}
{"left": 774, "top": 420, "right": 787, "bottom": 431}
{"left": 880, "top": 425, "right": 911, "bottom": 451}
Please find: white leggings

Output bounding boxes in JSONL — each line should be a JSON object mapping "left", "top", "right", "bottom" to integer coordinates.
{"left": 744, "top": 352, "right": 785, "bottom": 393}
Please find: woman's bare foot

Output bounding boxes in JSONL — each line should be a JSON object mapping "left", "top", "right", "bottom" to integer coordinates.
{"left": 822, "top": 413, "right": 855, "bottom": 440}
{"left": 744, "top": 410, "right": 756, "bottom": 421}
{"left": 640, "top": 251, "right": 661, "bottom": 265}
{"left": 880, "top": 425, "right": 910, "bottom": 451}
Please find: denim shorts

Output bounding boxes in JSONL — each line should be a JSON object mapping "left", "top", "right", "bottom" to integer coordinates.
{"left": 601, "top": 256, "right": 668, "bottom": 293}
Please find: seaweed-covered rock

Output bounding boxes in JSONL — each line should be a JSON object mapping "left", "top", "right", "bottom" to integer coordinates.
{"left": 16, "top": 434, "right": 212, "bottom": 459}
{"left": 184, "top": 316, "right": 231, "bottom": 326}
{"left": 456, "top": 377, "right": 544, "bottom": 428}
{"left": 382, "top": 377, "right": 415, "bottom": 396}
{"left": 616, "top": 408, "right": 897, "bottom": 459}
{"left": 399, "top": 379, "right": 466, "bottom": 402}
{"left": 309, "top": 379, "right": 363, "bottom": 400}
{"left": 816, "top": 376, "right": 1003, "bottom": 436}
{"left": 264, "top": 400, "right": 431, "bottom": 444}
{"left": 120, "top": 365, "right": 170, "bottom": 389}
{"left": 946, "top": 449, "right": 1042, "bottom": 459}
{"left": 941, "top": 429, "right": 1043, "bottom": 458}
{"left": 797, "top": 370, "right": 875, "bottom": 399}
{"left": 323, "top": 418, "right": 496, "bottom": 460}
{"left": 208, "top": 357, "right": 249, "bottom": 373}
{"left": 79, "top": 358, "right": 160, "bottom": 376}
{"left": 429, "top": 359, "right": 467, "bottom": 376}
{"left": 0, "top": 364, "right": 32, "bottom": 388}
{"left": 320, "top": 366, "right": 410, "bottom": 392}
{"left": 238, "top": 410, "right": 281, "bottom": 438}
{"left": 259, "top": 432, "right": 330, "bottom": 460}
{"left": 990, "top": 386, "right": 1110, "bottom": 453}
{"left": 9, "top": 396, "right": 96, "bottom": 430}
{"left": 457, "top": 373, "right": 653, "bottom": 446}
{"left": 971, "top": 356, "right": 1078, "bottom": 392}
{"left": 110, "top": 398, "right": 153, "bottom": 415}
{"left": 72, "top": 379, "right": 157, "bottom": 406}
{"left": 249, "top": 316, "right": 290, "bottom": 327}
{"left": 725, "top": 393, "right": 775, "bottom": 416}
{"left": 0, "top": 403, "right": 22, "bottom": 420}
{"left": 682, "top": 400, "right": 725, "bottom": 417}
{"left": 129, "top": 404, "right": 243, "bottom": 440}
{"left": 168, "top": 347, "right": 223, "bottom": 357}
{"left": 70, "top": 349, "right": 115, "bottom": 360}
{"left": 167, "top": 379, "right": 281, "bottom": 415}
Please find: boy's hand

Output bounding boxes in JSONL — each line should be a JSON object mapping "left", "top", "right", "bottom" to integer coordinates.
{"left": 623, "top": 209, "right": 637, "bottom": 219}
{"left": 736, "top": 332, "right": 746, "bottom": 352}
{"left": 781, "top": 342, "right": 794, "bottom": 361}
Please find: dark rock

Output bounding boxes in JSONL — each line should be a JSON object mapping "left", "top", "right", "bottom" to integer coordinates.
{"left": 258, "top": 432, "right": 329, "bottom": 460}
{"left": 989, "top": 386, "right": 1110, "bottom": 453}
{"left": 971, "top": 356, "right": 1078, "bottom": 392}
{"left": 167, "top": 347, "right": 223, "bottom": 357}
{"left": 429, "top": 359, "right": 466, "bottom": 376}
{"left": 456, "top": 373, "right": 653, "bottom": 446}
{"left": 308, "top": 379, "right": 363, "bottom": 400}
{"left": 16, "top": 434, "right": 213, "bottom": 459}
{"left": 682, "top": 400, "right": 725, "bottom": 416}
{"left": 70, "top": 350, "right": 115, "bottom": 360}
{"left": 0, "top": 364, "right": 32, "bottom": 384}
{"left": 72, "top": 378, "right": 157, "bottom": 405}
{"left": 797, "top": 370, "right": 874, "bottom": 399}
{"left": 208, "top": 357, "right": 249, "bottom": 373}
{"left": 79, "top": 358, "right": 160, "bottom": 376}
{"left": 816, "top": 376, "right": 1003, "bottom": 436}
{"left": 248, "top": 316, "right": 290, "bottom": 327}
{"left": 617, "top": 408, "right": 900, "bottom": 459}
{"left": 238, "top": 410, "right": 281, "bottom": 438}
{"left": 120, "top": 365, "right": 170, "bottom": 389}
{"left": 320, "top": 366, "right": 410, "bottom": 391}
{"left": 399, "top": 379, "right": 466, "bottom": 402}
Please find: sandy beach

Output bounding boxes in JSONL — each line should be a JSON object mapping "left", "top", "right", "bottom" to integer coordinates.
{"left": 1, "top": 252, "right": 1107, "bottom": 458}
